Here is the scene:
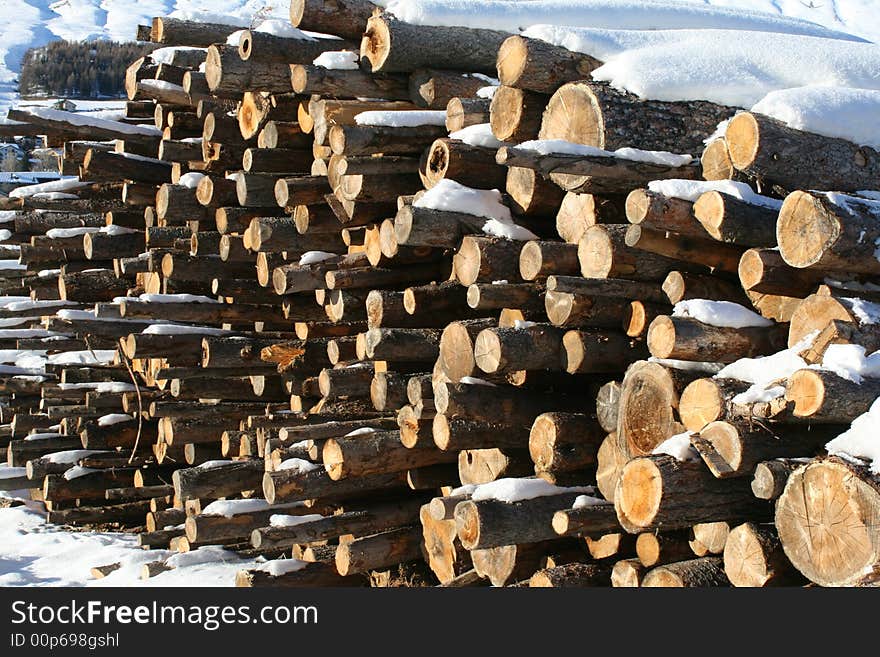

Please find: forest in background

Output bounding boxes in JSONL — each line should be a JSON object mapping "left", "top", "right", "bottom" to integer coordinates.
{"left": 17, "top": 40, "right": 156, "bottom": 99}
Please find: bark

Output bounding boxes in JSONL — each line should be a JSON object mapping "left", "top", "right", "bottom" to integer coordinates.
{"left": 647, "top": 315, "right": 787, "bottom": 363}
{"left": 641, "top": 557, "right": 730, "bottom": 587}
{"left": 496, "top": 35, "right": 601, "bottom": 94}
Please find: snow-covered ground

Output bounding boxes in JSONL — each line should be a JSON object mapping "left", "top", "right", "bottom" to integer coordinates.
{"left": 0, "top": 492, "right": 262, "bottom": 586}
{"left": 0, "top": 0, "right": 877, "bottom": 124}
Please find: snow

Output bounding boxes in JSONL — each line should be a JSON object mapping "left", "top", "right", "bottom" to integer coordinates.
{"left": 731, "top": 384, "right": 785, "bottom": 405}
{"left": 0, "top": 466, "right": 26, "bottom": 480}
{"left": 482, "top": 218, "right": 539, "bottom": 241}
{"left": 672, "top": 299, "right": 774, "bottom": 328}
{"left": 313, "top": 51, "right": 360, "bottom": 70}
{"left": 591, "top": 31, "right": 880, "bottom": 107}
{"left": 471, "top": 477, "right": 593, "bottom": 503}
{"left": 648, "top": 179, "right": 783, "bottom": 210}
{"left": 517, "top": 139, "right": 694, "bottom": 166}
{"left": 652, "top": 432, "right": 699, "bottom": 461}
{"left": 97, "top": 413, "right": 132, "bottom": 427}
{"left": 817, "top": 343, "right": 880, "bottom": 384}
{"left": 47, "top": 350, "right": 116, "bottom": 365}
{"left": 648, "top": 357, "right": 724, "bottom": 373}
{"left": 63, "top": 466, "right": 98, "bottom": 481}
{"left": 826, "top": 397, "right": 880, "bottom": 474}
{"left": 354, "top": 110, "right": 447, "bottom": 127}
{"left": 845, "top": 297, "right": 880, "bottom": 325}
{"left": 0, "top": 211, "right": 15, "bottom": 224}
{"left": 449, "top": 123, "right": 507, "bottom": 149}
{"left": 9, "top": 177, "right": 85, "bottom": 198}
{"left": 30, "top": 192, "right": 78, "bottom": 201}
{"left": 57, "top": 382, "right": 135, "bottom": 392}
{"left": 513, "top": 320, "right": 537, "bottom": 329}
{"left": 151, "top": 46, "right": 205, "bottom": 66}
{"left": 344, "top": 427, "right": 376, "bottom": 437}
{"left": 299, "top": 251, "right": 337, "bottom": 265}
{"left": 459, "top": 376, "right": 497, "bottom": 386}
{"left": 277, "top": 458, "right": 321, "bottom": 474}
{"left": 0, "top": 260, "right": 26, "bottom": 271}
{"left": 380, "top": 1, "right": 864, "bottom": 41}
{"left": 200, "top": 499, "right": 302, "bottom": 518}
{"left": 751, "top": 86, "right": 880, "bottom": 150}
{"left": 414, "top": 179, "right": 511, "bottom": 222}
{"left": 136, "top": 293, "right": 220, "bottom": 304}
{"left": 715, "top": 331, "right": 818, "bottom": 386}
{"left": 44, "top": 450, "right": 105, "bottom": 465}
{"left": 476, "top": 86, "right": 497, "bottom": 99}
{"left": 141, "top": 324, "right": 229, "bottom": 336}
{"left": 4, "top": 299, "right": 72, "bottom": 312}
{"left": 45, "top": 226, "right": 99, "bottom": 239}
{"left": 16, "top": 107, "right": 161, "bottom": 136}
{"left": 572, "top": 494, "right": 608, "bottom": 508}
{"left": 268, "top": 513, "right": 324, "bottom": 528}
{"left": 253, "top": 558, "right": 308, "bottom": 577}
{"left": 177, "top": 172, "right": 205, "bottom": 189}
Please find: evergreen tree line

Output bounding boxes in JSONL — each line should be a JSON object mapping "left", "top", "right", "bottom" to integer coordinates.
{"left": 18, "top": 40, "right": 156, "bottom": 99}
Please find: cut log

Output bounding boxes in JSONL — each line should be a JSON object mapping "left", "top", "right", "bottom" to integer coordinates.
{"left": 323, "top": 430, "right": 456, "bottom": 480}
{"left": 615, "top": 455, "right": 770, "bottom": 533}
{"left": 445, "top": 97, "right": 490, "bottom": 133}
{"left": 496, "top": 35, "right": 601, "bottom": 94}
{"left": 786, "top": 369, "right": 880, "bottom": 422}
{"left": 751, "top": 458, "right": 809, "bottom": 501}
{"left": 625, "top": 225, "right": 744, "bottom": 275}
{"left": 647, "top": 316, "right": 785, "bottom": 363}
{"left": 474, "top": 325, "right": 564, "bottom": 374}
{"left": 775, "top": 457, "right": 880, "bottom": 587}
{"left": 540, "top": 81, "right": 732, "bottom": 153}
{"left": 420, "top": 504, "right": 472, "bottom": 584}
{"left": 529, "top": 562, "right": 611, "bottom": 587}
{"left": 290, "top": 0, "right": 377, "bottom": 41}
{"left": 425, "top": 138, "right": 507, "bottom": 190}
{"left": 777, "top": 190, "right": 880, "bottom": 274}
{"left": 579, "top": 224, "right": 692, "bottom": 282}
{"left": 726, "top": 112, "right": 880, "bottom": 192}
{"left": 490, "top": 86, "right": 546, "bottom": 143}
{"left": 409, "top": 69, "right": 486, "bottom": 109}
{"left": 455, "top": 491, "right": 586, "bottom": 550}
{"left": 361, "top": 13, "right": 508, "bottom": 74}
{"left": 641, "top": 557, "right": 730, "bottom": 587}
{"left": 335, "top": 526, "right": 423, "bottom": 576}
{"left": 692, "top": 190, "right": 778, "bottom": 247}
{"left": 723, "top": 522, "right": 805, "bottom": 587}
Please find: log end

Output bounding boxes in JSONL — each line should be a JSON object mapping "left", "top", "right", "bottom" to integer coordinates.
{"left": 725, "top": 112, "right": 760, "bottom": 170}
{"left": 645, "top": 315, "right": 676, "bottom": 359}
{"left": 453, "top": 500, "right": 482, "bottom": 550}
{"left": 614, "top": 456, "right": 663, "bottom": 533}
{"left": 679, "top": 378, "right": 724, "bottom": 432}
{"left": 785, "top": 369, "right": 825, "bottom": 417}
{"left": 777, "top": 190, "right": 838, "bottom": 270}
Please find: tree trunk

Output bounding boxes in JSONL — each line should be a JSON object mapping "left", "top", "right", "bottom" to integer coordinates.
{"left": 290, "top": 0, "right": 377, "bottom": 40}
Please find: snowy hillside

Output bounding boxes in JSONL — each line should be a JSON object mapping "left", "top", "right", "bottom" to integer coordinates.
{"left": 0, "top": 0, "right": 877, "bottom": 123}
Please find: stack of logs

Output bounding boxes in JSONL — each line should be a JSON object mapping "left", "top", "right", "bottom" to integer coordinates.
{"left": 0, "top": 0, "right": 878, "bottom": 588}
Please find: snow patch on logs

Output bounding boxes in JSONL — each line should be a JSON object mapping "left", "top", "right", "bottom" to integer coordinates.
{"left": 647, "top": 178, "right": 781, "bottom": 209}
{"left": 140, "top": 324, "right": 229, "bottom": 336}
{"left": 47, "top": 350, "right": 116, "bottom": 365}
{"left": 471, "top": 477, "right": 593, "bottom": 503}
{"left": 0, "top": 466, "right": 26, "bottom": 480}
{"left": 9, "top": 177, "right": 87, "bottom": 198}
{"left": 97, "top": 414, "right": 132, "bottom": 427}
{"left": 517, "top": 138, "right": 694, "bottom": 166}
{"left": 277, "top": 458, "right": 321, "bottom": 474}
{"left": 269, "top": 513, "right": 324, "bottom": 527}
{"left": 299, "top": 251, "right": 337, "bottom": 265}
{"left": 150, "top": 47, "right": 206, "bottom": 65}
{"left": 652, "top": 432, "right": 699, "bottom": 461}
{"left": 253, "top": 558, "right": 308, "bottom": 576}
{"left": 355, "top": 110, "right": 448, "bottom": 127}
{"left": 449, "top": 123, "right": 507, "bottom": 149}
{"left": 201, "top": 499, "right": 305, "bottom": 518}
{"left": 751, "top": 86, "right": 880, "bottom": 150}
{"left": 177, "top": 172, "right": 206, "bottom": 189}
{"left": 672, "top": 299, "right": 774, "bottom": 328}
{"left": 414, "top": 179, "right": 510, "bottom": 221}
{"left": 63, "top": 466, "right": 98, "bottom": 480}
{"left": 826, "top": 398, "right": 880, "bottom": 474}
{"left": 819, "top": 344, "right": 880, "bottom": 384}
{"left": 313, "top": 51, "right": 360, "bottom": 70}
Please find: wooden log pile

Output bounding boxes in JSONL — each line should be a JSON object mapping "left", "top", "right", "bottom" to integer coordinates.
{"left": 1, "top": 0, "right": 878, "bottom": 588}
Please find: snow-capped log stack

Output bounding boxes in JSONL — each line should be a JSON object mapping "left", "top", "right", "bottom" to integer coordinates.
{"left": 2, "top": 0, "right": 879, "bottom": 588}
